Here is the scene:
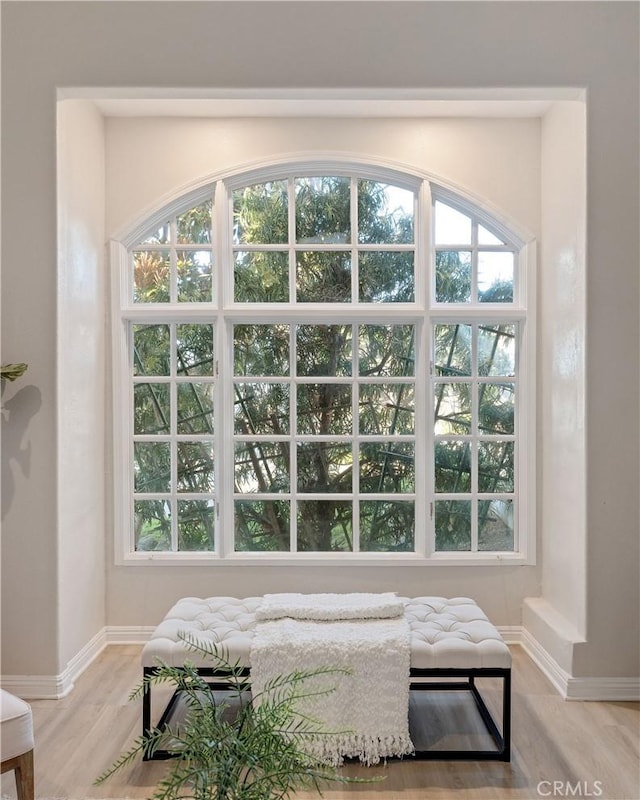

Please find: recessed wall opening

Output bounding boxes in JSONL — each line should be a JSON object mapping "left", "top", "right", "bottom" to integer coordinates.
{"left": 56, "top": 87, "right": 586, "bottom": 668}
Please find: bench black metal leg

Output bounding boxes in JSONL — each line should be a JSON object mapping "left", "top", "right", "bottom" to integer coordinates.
{"left": 410, "top": 668, "right": 511, "bottom": 761}
{"left": 502, "top": 668, "right": 512, "bottom": 761}
{"left": 142, "top": 667, "right": 154, "bottom": 762}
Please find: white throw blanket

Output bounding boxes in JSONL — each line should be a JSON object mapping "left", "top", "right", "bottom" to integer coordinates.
{"left": 255, "top": 591, "right": 405, "bottom": 621}
{"left": 250, "top": 593, "right": 414, "bottom": 766}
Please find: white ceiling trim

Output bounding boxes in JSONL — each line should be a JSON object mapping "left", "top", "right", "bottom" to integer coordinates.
{"left": 57, "top": 87, "right": 585, "bottom": 119}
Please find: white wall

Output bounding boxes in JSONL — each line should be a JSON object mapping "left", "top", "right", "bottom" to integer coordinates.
{"left": 1, "top": 1, "right": 638, "bottom": 684}
{"left": 56, "top": 100, "right": 107, "bottom": 672}
{"left": 523, "top": 102, "right": 587, "bottom": 675}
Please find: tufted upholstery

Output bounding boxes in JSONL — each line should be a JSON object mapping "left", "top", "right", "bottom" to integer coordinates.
{"left": 402, "top": 596, "right": 511, "bottom": 669}
{"left": 142, "top": 595, "right": 510, "bottom": 671}
{"left": 141, "top": 596, "right": 262, "bottom": 668}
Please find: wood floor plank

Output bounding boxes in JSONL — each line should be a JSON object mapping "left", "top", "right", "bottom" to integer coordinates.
{"left": 1, "top": 646, "right": 638, "bottom": 800}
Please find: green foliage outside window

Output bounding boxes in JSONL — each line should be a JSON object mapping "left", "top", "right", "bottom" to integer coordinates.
{"left": 128, "top": 175, "right": 517, "bottom": 555}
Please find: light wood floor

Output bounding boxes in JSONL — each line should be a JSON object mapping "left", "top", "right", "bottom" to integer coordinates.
{"left": 1, "top": 645, "right": 638, "bottom": 800}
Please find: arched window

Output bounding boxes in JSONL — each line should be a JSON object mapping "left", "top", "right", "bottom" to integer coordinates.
{"left": 112, "top": 163, "right": 533, "bottom": 563}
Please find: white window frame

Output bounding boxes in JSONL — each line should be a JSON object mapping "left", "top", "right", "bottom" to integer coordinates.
{"left": 111, "top": 159, "right": 535, "bottom": 566}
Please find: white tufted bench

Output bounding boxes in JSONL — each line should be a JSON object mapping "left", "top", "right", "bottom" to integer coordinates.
{"left": 141, "top": 596, "right": 511, "bottom": 761}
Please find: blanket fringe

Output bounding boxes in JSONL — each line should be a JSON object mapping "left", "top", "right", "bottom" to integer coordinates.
{"left": 298, "top": 732, "right": 415, "bottom": 766}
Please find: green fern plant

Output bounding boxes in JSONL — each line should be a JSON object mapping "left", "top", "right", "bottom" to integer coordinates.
{"left": 0, "top": 363, "right": 28, "bottom": 382}
{"left": 96, "top": 633, "right": 380, "bottom": 799}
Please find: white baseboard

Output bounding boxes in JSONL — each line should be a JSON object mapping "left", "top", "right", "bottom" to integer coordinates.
{"left": 3, "top": 624, "right": 638, "bottom": 702}
{"left": 105, "top": 625, "right": 156, "bottom": 644}
{"left": 520, "top": 626, "right": 573, "bottom": 697}
{"left": 497, "top": 625, "right": 523, "bottom": 645}
{"left": 520, "top": 628, "right": 640, "bottom": 701}
{"left": 2, "top": 628, "right": 108, "bottom": 700}
{"left": 0, "top": 674, "right": 70, "bottom": 700}
{"left": 564, "top": 676, "right": 640, "bottom": 701}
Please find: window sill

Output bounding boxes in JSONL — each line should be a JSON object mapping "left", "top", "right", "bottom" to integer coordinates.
{"left": 118, "top": 551, "right": 534, "bottom": 567}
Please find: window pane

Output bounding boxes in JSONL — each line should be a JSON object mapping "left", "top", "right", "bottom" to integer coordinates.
{"left": 478, "top": 499, "right": 514, "bottom": 551}
{"left": 359, "top": 252, "right": 414, "bottom": 303}
{"left": 478, "top": 324, "right": 516, "bottom": 377}
{"left": 134, "top": 383, "right": 170, "bottom": 435}
{"left": 478, "top": 383, "right": 515, "bottom": 434}
{"left": 234, "top": 383, "right": 289, "bottom": 435}
{"left": 435, "top": 383, "right": 472, "bottom": 434}
{"left": 177, "top": 383, "right": 214, "bottom": 434}
{"left": 435, "top": 251, "right": 471, "bottom": 303}
{"left": 434, "top": 202, "right": 472, "bottom": 245}
{"left": 177, "top": 499, "right": 215, "bottom": 551}
{"left": 133, "top": 250, "right": 170, "bottom": 303}
{"left": 478, "top": 441, "right": 514, "bottom": 493}
{"left": 140, "top": 223, "right": 170, "bottom": 245}
{"left": 297, "top": 384, "right": 352, "bottom": 435}
{"left": 359, "top": 443, "right": 414, "bottom": 493}
{"left": 297, "top": 500, "right": 352, "bottom": 552}
{"left": 435, "top": 500, "right": 471, "bottom": 551}
{"left": 478, "top": 225, "right": 504, "bottom": 245}
{"left": 360, "top": 501, "right": 414, "bottom": 552}
{"left": 233, "top": 182, "right": 288, "bottom": 245}
{"left": 358, "top": 181, "right": 414, "bottom": 244}
{"left": 359, "top": 383, "right": 415, "bottom": 435}
{"left": 296, "top": 325, "right": 352, "bottom": 377}
{"left": 234, "top": 324, "right": 289, "bottom": 377}
{"left": 177, "top": 251, "right": 212, "bottom": 302}
{"left": 435, "top": 441, "right": 471, "bottom": 493}
{"left": 295, "top": 176, "right": 350, "bottom": 244}
{"left": 297, "top": 442, "right": 352, "bottom": 493}
{"left": 234, "top": 251, "right": 289, "bottom": 303}
{"left": 234, "top": 500, "right": 290, "bottom": 551}
{"left": 296, "top": 251, "right": 351, "bottom": 303}
{"left": 177, "top": 441, "right": 215, "bottom": 492}
{"left": 478, "top": 252, "right": 514, "bottom": 303}
{"left": 359, "top": 325, "right": 415, "bottom": 377}
{"left": 434, "top": 324, "right": 471, "bottom": 377}
{"left": 134, "top": 442, "right": 171, "bottom": 493}
{"left": 135, "top": 500, "right": 171, "bottom": 551}
{"left": 133, "top": 325, "right": 170, "bottom": 376}
{"left": 176, "top": 324, "right": 214, "bottom": 377}
{"left": 234, "top": 441, "right": 289, "bottom": 493}
{"left": 176, "top": 201, "right": 212, "bottom": 244}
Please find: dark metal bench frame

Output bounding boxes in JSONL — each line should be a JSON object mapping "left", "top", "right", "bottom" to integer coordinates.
{"left": 142, "top": 664, "right": 511, "bottom": 762}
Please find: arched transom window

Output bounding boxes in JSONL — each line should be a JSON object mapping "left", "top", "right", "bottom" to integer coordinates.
{"left": 113, "top": 163, "right": 533, "bottom": 564}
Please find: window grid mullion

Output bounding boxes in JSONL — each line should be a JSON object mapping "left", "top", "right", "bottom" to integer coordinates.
{"left": 170, "top": 323, "right": 178, "bottom": 551}
{"left": 352, "top": 323, "right": 360, "bottom": 552}
{"left": 225, "top": 320, "right": 240, "bottom": 557}
{"left": 470, "top": 325, "right": 478, "bottom": 551}
{"left": 217, "top": 180, "right": 232, "bottom": 557}
{"left": 218, "top": 180, "right": 231, "bottom": 306}
{"left": 288, "top": 178, "right": 296, "bottom": 304}
{"left": 212, "top": 319, "right": 221, "bottom": 555}
{"left": 287, "top": 323, "right": 298, "bottom": 553}
{"left": 169, "top": 219, "right": 177, "bottom": 304}
{"left": 127, "top": 323, "right": 136, "bottom": 553}
{"left": 290, "top": 323, "right": 297, "bottom": 552}
{"left": 351, "top": 178, "right": 359, "bottom": 306}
